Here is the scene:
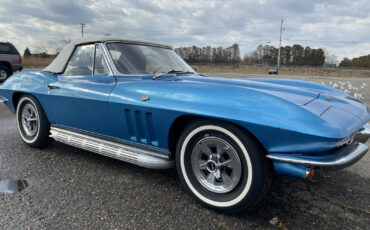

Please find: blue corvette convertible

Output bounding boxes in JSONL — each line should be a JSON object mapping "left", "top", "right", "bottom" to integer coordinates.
{"left": 0, "top": 37, "right": 369, "bottom": 212}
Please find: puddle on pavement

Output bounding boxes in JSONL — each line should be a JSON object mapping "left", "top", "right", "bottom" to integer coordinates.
{"left": 0, "top": 179, "right": 28, "bottom": 194}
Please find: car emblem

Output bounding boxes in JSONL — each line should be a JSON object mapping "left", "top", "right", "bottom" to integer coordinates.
{"left": 325, "top": 94, "right": 333, "bottom": 99}
{"left": 140, "top": 95, "right": 150, "bottom": 101}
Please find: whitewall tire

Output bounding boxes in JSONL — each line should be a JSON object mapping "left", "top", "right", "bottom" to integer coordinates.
{"left": 176, "top": 120, "right": 270, "bottom": 213}
{"left": 16, "top": 95, "right": 51, "bottom": 148}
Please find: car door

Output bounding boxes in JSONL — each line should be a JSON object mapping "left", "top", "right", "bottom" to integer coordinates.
{"left": 47, "top": 43, "right": 116, "bottom": 136}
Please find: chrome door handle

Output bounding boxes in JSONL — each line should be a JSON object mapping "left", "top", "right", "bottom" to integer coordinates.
{"left": 47, "top": 84, "right": 60, "bottom": 89}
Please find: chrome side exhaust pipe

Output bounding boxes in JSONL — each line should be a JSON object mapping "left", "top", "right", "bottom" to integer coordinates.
{"left": 272, "top": 161, "right": 314, "bottom": 179}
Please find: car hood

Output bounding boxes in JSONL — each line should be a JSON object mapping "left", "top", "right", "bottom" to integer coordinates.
{"left": 181, "top": 75, "right": 368, "bottom": 120}
{"left": 184, "top": 75, "right": 322, "bottom": 105}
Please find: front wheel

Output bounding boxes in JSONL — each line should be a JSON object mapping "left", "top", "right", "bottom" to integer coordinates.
{"left": 16, "top": 95, "right": 51, "bottom": 148}
{"left": 176, "top": 120, "right": 270, "bottom": 213}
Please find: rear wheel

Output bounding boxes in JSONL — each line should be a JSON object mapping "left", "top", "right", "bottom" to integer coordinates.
{"left": 0, "top": 65, "right": 11, "bottom": 82}
{"left": 16, "top": 95, "right": 51, "bottom": 148}
{"left": 176, "top": 120, "right": 270, "bottom": 213}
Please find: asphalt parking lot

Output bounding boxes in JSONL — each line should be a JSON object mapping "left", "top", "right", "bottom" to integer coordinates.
{"left": 0, "top": 71, "right": 369, "bottom": 229}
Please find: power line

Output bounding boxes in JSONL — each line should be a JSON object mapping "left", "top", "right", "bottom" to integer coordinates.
{"left": 284, "top": 39, "right": 370, "bottom": 44}
{"left": 118, "top": 23, "right": 248, "bottom": 34}
{"left": 175, "top": 39, "right": 275, "bottom": 47}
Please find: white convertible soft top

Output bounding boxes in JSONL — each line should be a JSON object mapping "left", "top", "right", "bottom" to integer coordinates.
{"left": 43, "top": 36, "right": 172, "bottom": 73}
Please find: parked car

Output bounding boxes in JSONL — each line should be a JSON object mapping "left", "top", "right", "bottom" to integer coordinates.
{"left": 0, "top": 42, "right": 22, "bottom": 82}
{"left": 0, "top": 37, "right": 369, "bottom": 213}
{"left": 268, "top": 67, "right": 278, "bottom": 74}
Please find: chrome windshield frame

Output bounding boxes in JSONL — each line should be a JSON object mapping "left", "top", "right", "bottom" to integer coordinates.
{"left": 101, "top": 42, "right": 194, "bottom": 77}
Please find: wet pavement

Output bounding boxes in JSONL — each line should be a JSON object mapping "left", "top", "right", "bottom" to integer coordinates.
{"left": 0, "top": 73, "right": 369, "bottom": 229}
{"left": 0, "top": 179, "right": 28, "bottom": 194}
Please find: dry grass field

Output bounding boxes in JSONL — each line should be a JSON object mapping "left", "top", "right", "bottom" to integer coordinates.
{"left": 192, "top": 64, "right": 370, "bottom": 78}
{"left": 22, "top": 57, "right": 54, "bottom": 67}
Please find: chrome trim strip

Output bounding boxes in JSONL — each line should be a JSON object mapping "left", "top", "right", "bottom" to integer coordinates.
{"left": 51, "top": 124, "right": 170, "bottom": 157}
{"left": 266, "top": 142, "right": 368, "bottom": 167}
{"left": 101, "top": 42, "right": 181, "bottom": 77}
{"left": 99, "top": 43, "right": 115, "bottom": 76}
{"left": 50, "top": 127, "right": 174, "bottom": 169}
{"left": 101, "top": 42, "right": 122, "bottom": 76}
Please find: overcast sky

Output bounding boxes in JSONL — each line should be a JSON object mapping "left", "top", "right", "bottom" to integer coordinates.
{"left": 1, "top": 0, "right": 370, "bottom": 62}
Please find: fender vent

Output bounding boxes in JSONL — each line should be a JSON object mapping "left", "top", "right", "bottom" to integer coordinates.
{"left": 124, "top": 109, "right": 158, "bottom": 146}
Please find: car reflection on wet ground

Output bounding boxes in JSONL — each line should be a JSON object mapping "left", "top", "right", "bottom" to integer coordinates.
{"left": 0, "top": 179, "right": 28, "bottom": 194}
{"left": 0, "top": 72, "right": 369, "bottom": 229}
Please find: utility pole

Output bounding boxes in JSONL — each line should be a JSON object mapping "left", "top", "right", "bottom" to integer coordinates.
{"left": 277, "top": 19, "right": 283, "bottom": 70}
{"left": 80, "top": 23, "right": 86, "bottom": 38}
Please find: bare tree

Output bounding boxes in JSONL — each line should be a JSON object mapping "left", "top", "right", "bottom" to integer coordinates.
{"left": 47, "top": 36, "right": 71, "bottom": 54}
{"left": 330, "top": 55, "right": 338, "bottom": 65}
{"left": 33, "top": 42, "right": 48, "bottom": 55}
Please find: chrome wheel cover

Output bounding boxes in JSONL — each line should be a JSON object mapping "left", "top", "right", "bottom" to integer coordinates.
{"left": 0, "top": 69, "right": 7, "bottom": 80}
{"left": 21, "top": 103, "right": 39, "bottom": 137}
{"left": 191, "top": 136, "right": 242, "bottom": 194}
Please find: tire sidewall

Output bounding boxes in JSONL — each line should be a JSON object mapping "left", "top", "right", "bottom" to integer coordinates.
{"left": 176, "top": 121, "right": 264, "bottom": 211}
{"left": 16, "top": 96, "right": 41, "bottom": 144}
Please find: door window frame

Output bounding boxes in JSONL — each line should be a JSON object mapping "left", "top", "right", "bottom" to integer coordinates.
{"left": 93, "top": 43, "right": 111, "bottom": 76}
{"left": 62, "top": 43, "right": 113, "bottom": 76}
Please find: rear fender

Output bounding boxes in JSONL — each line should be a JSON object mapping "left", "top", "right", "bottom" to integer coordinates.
{"left": 0, "top": 71, "right": 57, "bottom": 119}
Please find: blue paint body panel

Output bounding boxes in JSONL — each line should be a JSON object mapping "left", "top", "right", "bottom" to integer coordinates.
{"left": 45, "top": 74, "right": 116, "bottom": 136}
{"left": 1, "top": 71, "right": 369, "bottom": 177}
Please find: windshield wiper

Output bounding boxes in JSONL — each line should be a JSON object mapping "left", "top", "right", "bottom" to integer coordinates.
{"left": 152, "top": 70, "right": 195, "bottom": 80}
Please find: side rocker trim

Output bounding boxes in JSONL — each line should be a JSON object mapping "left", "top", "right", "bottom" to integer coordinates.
{"left": 50, "top": 126, "right": 174, "bottom": 169}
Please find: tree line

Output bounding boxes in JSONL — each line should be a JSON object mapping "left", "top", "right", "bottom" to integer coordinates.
{"left": 175, "top": 43, "right": 327, "bottom": 66}
{"left": 174, "top": 44, "right": 241, "bottom": 63}
{"left": 244, "top": 44, "right": 325, "bottom": 66}
{"left": 339, "top": 55, "right": 370, "bottom": 68}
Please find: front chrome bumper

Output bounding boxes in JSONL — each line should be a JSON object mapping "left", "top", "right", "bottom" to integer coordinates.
{"left": 267, "top": 142, "right": 368, "bottom": 168}
{"left": 267, "top": 122, "right": 369, "bottom": 179}
{"left": 267, "top": 122, "right": 370, "bottom": 169}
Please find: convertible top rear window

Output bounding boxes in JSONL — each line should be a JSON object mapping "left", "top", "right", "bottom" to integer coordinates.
{"left": 106, "top": 43, "right": 194, "bottom": 75}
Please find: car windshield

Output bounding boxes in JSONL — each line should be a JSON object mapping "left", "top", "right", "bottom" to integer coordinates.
{"left": 106, "top": 42, "right": 195, "bottom": 75}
